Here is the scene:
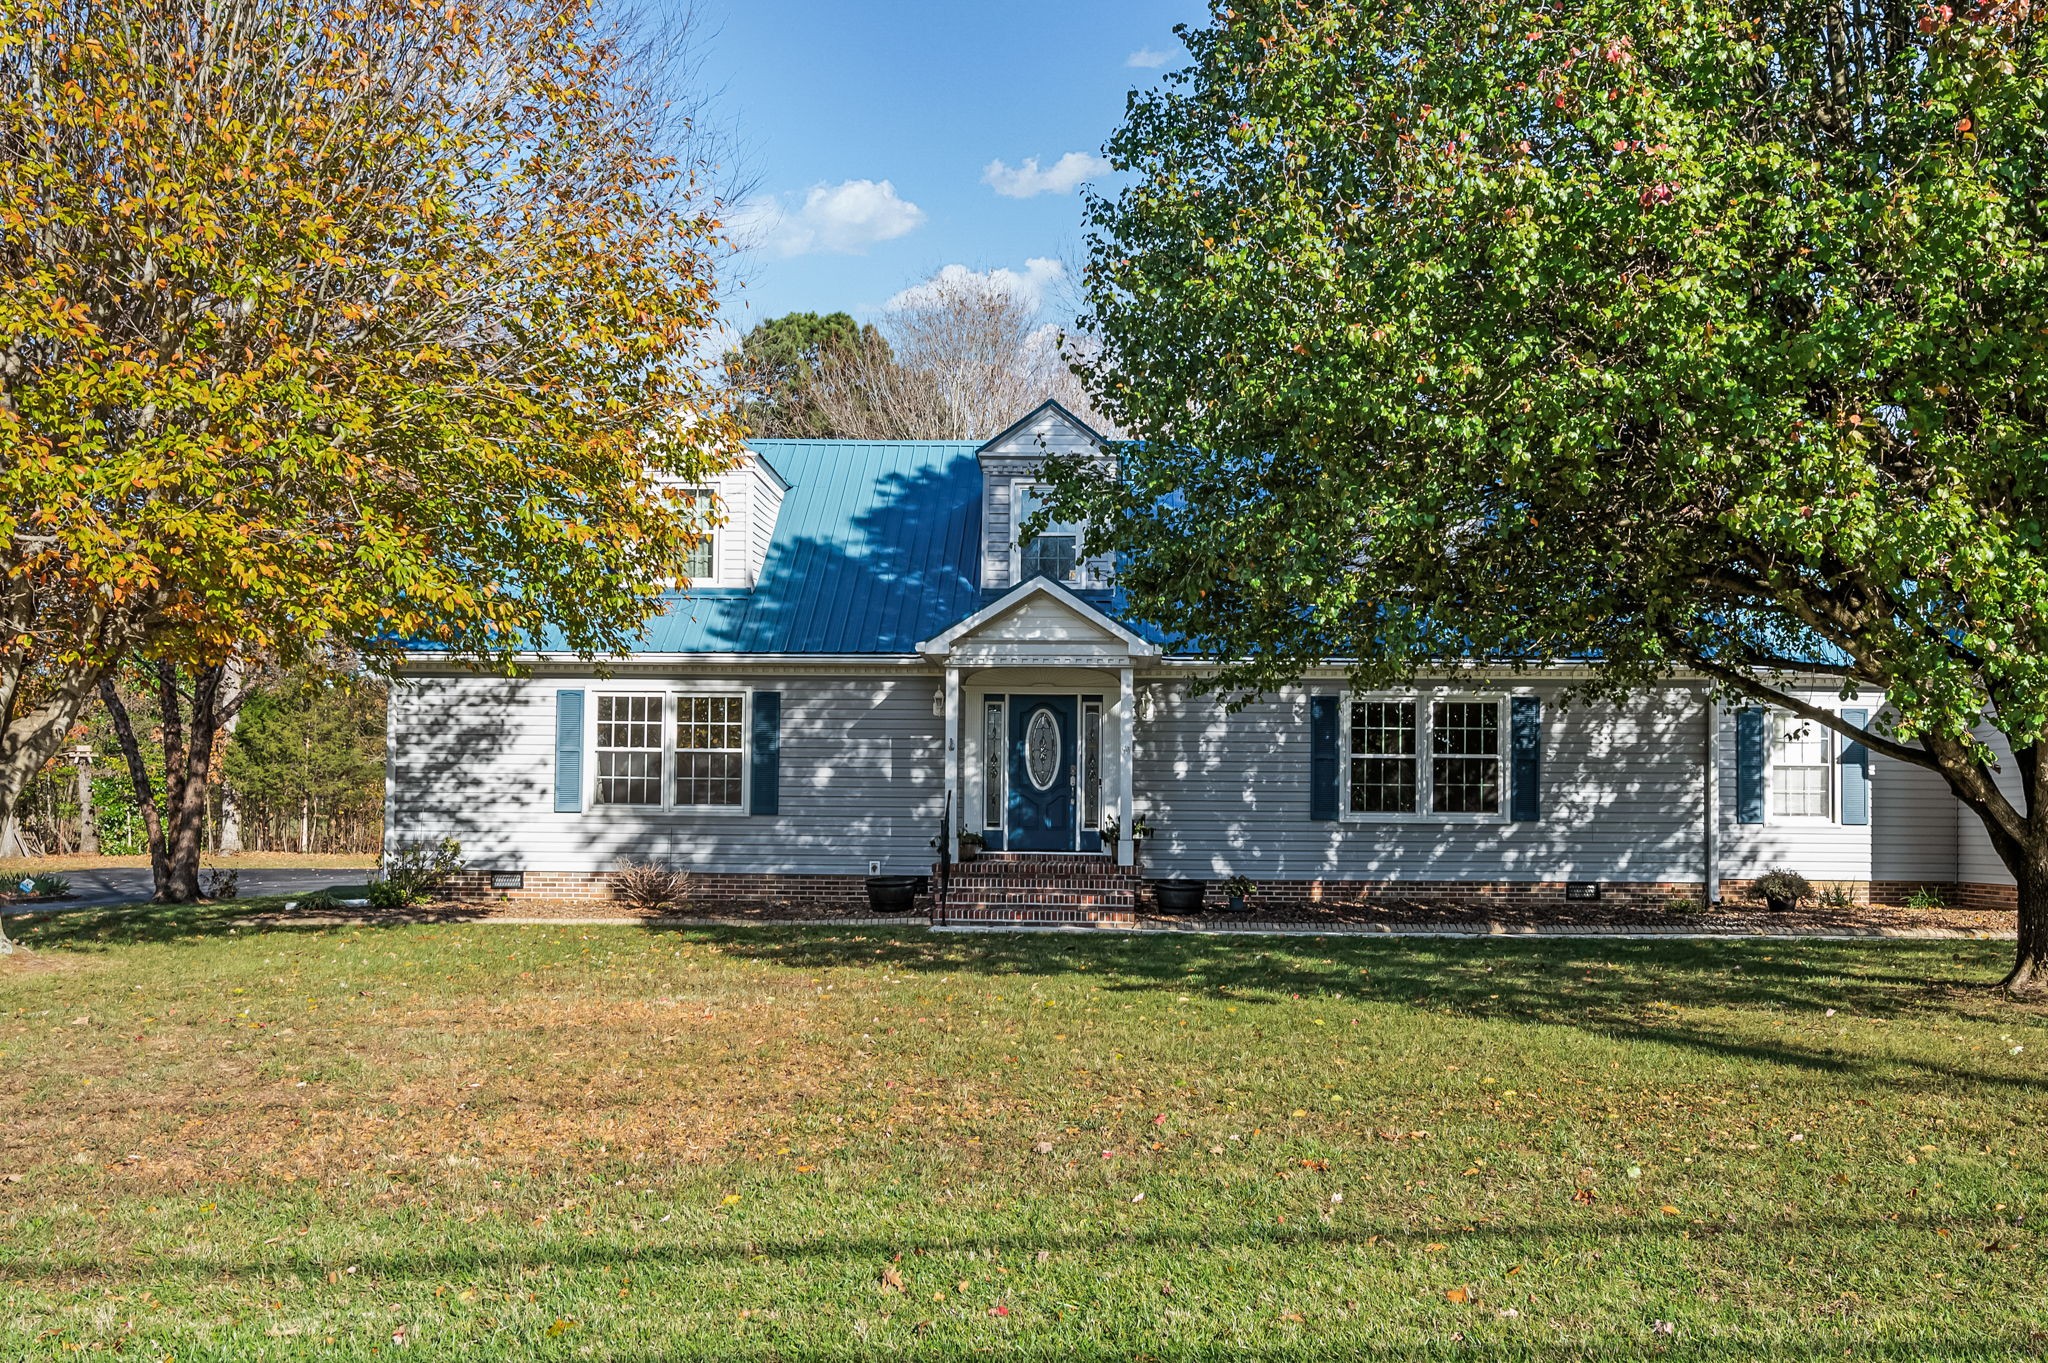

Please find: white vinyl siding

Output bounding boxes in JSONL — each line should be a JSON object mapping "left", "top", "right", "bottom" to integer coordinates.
{"left": 388, "top": 672, "right": 941, "bottom": 875}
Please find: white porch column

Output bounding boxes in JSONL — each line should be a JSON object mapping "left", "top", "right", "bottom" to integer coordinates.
{"left": 1116, "top": 664, "right": 1136, "bottom": 868}
{"left": 1702, "top": 689, "right": 1721, "bottom": 906}
{"left": 943, "top": 665, "right": 962, "bottom": 857}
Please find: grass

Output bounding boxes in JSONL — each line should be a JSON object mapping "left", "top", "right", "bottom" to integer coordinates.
{"left": 2, "top": 902, "right": 2045, "bottom": 1360}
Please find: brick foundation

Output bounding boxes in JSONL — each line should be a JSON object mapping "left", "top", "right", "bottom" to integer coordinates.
{"left": 437, "top": 870, "right": 2019, "bottom": 916}
{"left": 441, "top": 869, "right": 872, "bottom": 910}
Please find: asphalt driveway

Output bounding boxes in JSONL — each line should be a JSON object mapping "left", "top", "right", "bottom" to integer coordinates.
{"left": 8, "top": 866, "right": 375, "bottom": 910}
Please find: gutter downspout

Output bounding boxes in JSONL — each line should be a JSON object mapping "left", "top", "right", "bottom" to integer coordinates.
{"left": 1703, "top": 689, "right": 1721, "bottom": 906}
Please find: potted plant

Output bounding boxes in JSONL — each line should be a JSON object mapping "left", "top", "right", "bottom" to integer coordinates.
{"left": 958, "top": 831, "right": 985, "bottom": 864}
{"left": 1129, "top": 816, "right": 1153, "bottom": 870}
{"left": 865, "top": 873, "right": 922, "bottom": 913}
{"left": 1222, "top": 873, "right": 1255, "bottom": 913}
{"left": 1752, "top": 868, "right": 1813, "bottom": 913}
{"left": 1152, "top": 879, "right": 1206, "bottom": 914}
{"left": 1099, "top": 814, "right": 1120, "bottom": 861}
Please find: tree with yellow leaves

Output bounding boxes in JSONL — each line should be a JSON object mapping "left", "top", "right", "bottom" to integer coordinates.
{"left": 0, "top": 0, "right": 743, "bottom": 898}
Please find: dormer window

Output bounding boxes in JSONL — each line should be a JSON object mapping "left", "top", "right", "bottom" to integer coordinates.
{"left": 1014, "top": 482, "right": 1085, "bottom": 586}
{"left": 680, "top": 487, "right": 720, "bottom": 583}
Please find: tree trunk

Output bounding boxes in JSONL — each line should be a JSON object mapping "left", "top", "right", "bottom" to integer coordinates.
{"left": 217, "top": 655, "right": 244, "bottom": 855}
{"left": 99, "top": 679, "right": 169, "bottom": 898}
{"left": 2005, "top": 862, "right": 2048, "bottom": 997}
{"left": 159, "top": 665, "right": 225, "bottom": 903}
{"left": 75, "top": 759, "right": 98, "bottom": 855}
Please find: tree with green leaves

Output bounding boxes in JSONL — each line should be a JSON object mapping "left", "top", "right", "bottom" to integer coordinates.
{"left": 0, "top": 0, "right": 742, "bottom": 895}
{"left": 724, "top": 311, "right": 875, "bottom": 436}
{"left": 1054, "top": 0, "right": 2048, "bottom": 990}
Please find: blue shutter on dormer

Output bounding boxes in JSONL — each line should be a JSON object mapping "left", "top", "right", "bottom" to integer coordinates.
{"left": 1510, "top": 696, "right": 1542, "bottom": 821}
{"left": 554, "top": 690, "right": 584, "bottom": 813}
{"left": 1839, "top": 706, "right": 1870, "bottom": 826}
{"left": 1735, "top": 707, "right": 1765, "bottom": 824}
{"left": 749, "top": 691, "right": 781, "bottom": 815}
{"left": 1309, "top": 695, "right": 1340, "bottom": 821}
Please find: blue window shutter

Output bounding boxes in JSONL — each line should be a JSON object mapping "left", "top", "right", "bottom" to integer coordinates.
{"left": 1839, "top": 706, "right": 1870, "bottom": 826}
{"left": 1510, "top": 696, "right": 1542, "bottom": 822}
{"left": 1309, "top": 694, "right": 1340, "bottom": 821}
{"left": 1736, "top": 707, "right": 1765, "bottom": 824}
{"left": 749, "top": 691, "right": 781, "bottom": 816}
{"left": 554, "top": 690, "right": 584, "bottom": 813}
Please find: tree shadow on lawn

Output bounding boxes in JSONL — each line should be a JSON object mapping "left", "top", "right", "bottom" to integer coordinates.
{"left": 12, "top": 905, "right": 2040, "bottom": 1095}
{"left": 2, "top": 897, "right": 495, "bottom": 953}
{"left": 3, "top": 1207, "right": 2016, "bottom": 1290}
{"left": 704, "top": 928, "right": 2047, "bottom": 1095}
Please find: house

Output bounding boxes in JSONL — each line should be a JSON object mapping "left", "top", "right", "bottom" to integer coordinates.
{"left": 385, "top": 400, "right": 2013, "bottom": 922}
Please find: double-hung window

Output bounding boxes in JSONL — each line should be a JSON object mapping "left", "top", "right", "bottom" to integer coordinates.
{"left": 679, "top": 487, "right": 719, "bottom": 582}
{"left": 1771, "top": 713, "right": 1831, "bottom": 819}
{"left": 1349, "top": 700, "right": 1419, "bottom": 814}
{"left": 595, "top": 694, "right": 665, "bottom": 806}
{"left": 675, "top": 695, "right": 745, "bottom": 807}
{"left": 1015, "top": 483, "right": 1084, "bottom": 585}
{"left": 591, "top": 691, "right": 746, "bottom": 809}
{"left": 1346, "top": 696, "right": 1504, "bottom": 817}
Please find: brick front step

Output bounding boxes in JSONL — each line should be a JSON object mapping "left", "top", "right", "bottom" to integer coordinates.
{"left": 940, "top": 905, "right": 1140, "bottom": 927}
{"left": 950, "top": 894, "right": 1135, "bottom": 911}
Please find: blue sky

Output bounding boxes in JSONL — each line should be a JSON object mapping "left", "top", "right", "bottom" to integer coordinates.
{"left": 691, "top": 0, "right": 1205, "bottom": 339}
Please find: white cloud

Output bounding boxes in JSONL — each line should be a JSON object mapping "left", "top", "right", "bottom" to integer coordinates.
{"left": 981, "top": 152, "right": 1111, "bottom": 199}
{"left": 727, "top": 179, "right": 926, "bottom": 257}
{"left": 1125, "top": 46, "right": 1170, "bottom": 68}
{"left": 887, "top": 258, "right": 1067, "bottom": 314}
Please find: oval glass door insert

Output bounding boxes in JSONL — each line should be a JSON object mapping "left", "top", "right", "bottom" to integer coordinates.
{"left": 1025, "top": 709, "right": 1061, "bottom": 791}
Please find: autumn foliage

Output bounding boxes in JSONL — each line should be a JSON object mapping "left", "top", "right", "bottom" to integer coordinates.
{"left": 0, "top": 0, "right": 741, "bottom": 831}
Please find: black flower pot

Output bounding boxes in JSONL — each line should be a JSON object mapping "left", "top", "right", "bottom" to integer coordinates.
{"left": 1152, "top": 880, "right": 1206, "bottom": 914}
{"left": 1226, "top": 894, "right": 1249, "bottom": 914}
{"left": 865, "top": 876, "right": 921, "bottom": 913}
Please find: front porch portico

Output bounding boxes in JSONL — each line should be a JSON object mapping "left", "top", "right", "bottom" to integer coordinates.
{"left": 917, "top": 579, "right": 1161, "bottom": 867}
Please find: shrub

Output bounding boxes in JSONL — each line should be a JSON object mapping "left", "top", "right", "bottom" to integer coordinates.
{"left": 613, "top": 861, "right": 690, "bottom": 913}
{"left": 1751, "top": 868, "right": 1813, "bottom": 911}
{"left": 1815, "top": 882, "right": 1860, "bottom": 911}
{"left": 204, "top": 867, "right": 240, "bottom": 901}
{"left": 1904, "top": 886, "right": 1949, "bottom": 911}
{"left": 28, "top": 873, "right": 69, "bottom": 899}
{"left": 374, "top": 837, "right": 462, "bottom": 909}
{"left": 1663, "top": 895, "right": 1705, "bottom": 915}
{"left": 296, "top": 891, "right": 341, "bottom": 913}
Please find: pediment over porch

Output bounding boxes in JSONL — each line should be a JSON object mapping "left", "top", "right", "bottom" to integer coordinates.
{"left": 915, "top": 578, "right": 1161, "bottom": 668}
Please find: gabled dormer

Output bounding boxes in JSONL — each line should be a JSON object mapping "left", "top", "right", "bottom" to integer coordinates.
{"left": 977, "top": 399, "right": 1112, "bottom": 592}
{"left": 677, "top": 448, "right": 788, "bottom": 589}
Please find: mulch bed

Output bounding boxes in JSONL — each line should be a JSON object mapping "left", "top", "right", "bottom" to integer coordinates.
{"left": 1136, "top": 898, "right": 2014, "bottom": 935}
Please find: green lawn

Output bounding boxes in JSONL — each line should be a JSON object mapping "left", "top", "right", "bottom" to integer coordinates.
{"left": 3, "top": 904, "right": 2044, "bottom": 1360}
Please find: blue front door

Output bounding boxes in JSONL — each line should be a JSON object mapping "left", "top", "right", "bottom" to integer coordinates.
{"left": 1008, "top": 696, "right": 1077, "bottom": 851}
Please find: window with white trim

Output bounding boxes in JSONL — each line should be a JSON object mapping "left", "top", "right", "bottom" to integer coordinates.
{"left": 675, "top": 694, "right": 745, "bottom": 807}
{"left": 1771, "top": 712, "right": 1831, "bottom": 818}
{"left": 1346, "top": 696, "right": 1504, "bottom": 817}
{"left": 1015, "top": 482, "right": 1084, "bottom": 585}
{"left": 1349, "top": 699, "right": 1418, "bottom": 814}
{"left": 595, "top": 694, "right": 665, "bottom": 806}
{"left": 680, "top": 487, "right": 719, "bottom": 581}
{"left": 1431, "top": 700, "right": 1501, "bottom": 814}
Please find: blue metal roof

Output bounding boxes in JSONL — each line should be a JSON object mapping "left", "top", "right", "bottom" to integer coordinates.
{"left": 633, "top": 439, "right": 986, "bottom": 654}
